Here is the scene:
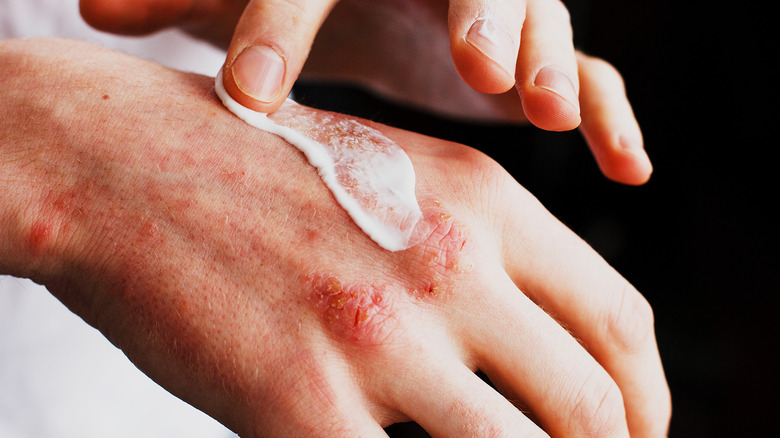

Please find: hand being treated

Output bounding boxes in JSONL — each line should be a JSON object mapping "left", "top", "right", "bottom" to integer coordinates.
{"left": 1, "top": 39, "right": 670, "bottom": 437}
{"left": 79, "top": 0, "right": 652, "bottom": 185}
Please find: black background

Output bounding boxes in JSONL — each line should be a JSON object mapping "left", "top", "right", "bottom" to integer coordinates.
{"left": 294, "top": 1, "right": 777, "bottom": 436}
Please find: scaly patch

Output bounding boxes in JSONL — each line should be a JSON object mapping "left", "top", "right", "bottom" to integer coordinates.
{"left": 311, "top": 276, "right": 400, "bottom": 347}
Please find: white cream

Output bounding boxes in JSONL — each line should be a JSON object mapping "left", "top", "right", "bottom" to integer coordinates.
{"left": 215, "top": 72, "right": 422, "bottom": 251}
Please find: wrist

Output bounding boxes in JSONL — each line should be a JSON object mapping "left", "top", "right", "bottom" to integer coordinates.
{"left": 0, "top": 39, "right": 104, "bottom": 280}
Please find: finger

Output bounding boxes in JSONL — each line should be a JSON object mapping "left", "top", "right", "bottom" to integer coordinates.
{"left": 501, "top": 188, "right": 672, "bottom": 437}
{"left": 381, "top": 349, "right": 547, "bottom": 437}
{"left": 80, "top": 0, "right": 195, "bottom": 34}
{"left": 79, "top": 0, "right": 244, "bottom": 45}
{"left": 577, "top": 52, "right": 653, "bottom": 185}
{"left": 221, "top": 0, "right": 337, "bottom": 113}
{"left": 515, "top": 0, "right": 581, "bottom": 131}
{"left": 448, "top": 0, "right": 525, "bottom": 94}
{"left": 247, "top": 348, "right": 389, "bottom": 437}
{"left": 461, "top": 266, "right": 631, "bottom": 437}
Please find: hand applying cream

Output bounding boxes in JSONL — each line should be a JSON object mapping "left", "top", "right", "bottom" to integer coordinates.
{"left": 215, "top": 72, "right": 422, "bottom": 251}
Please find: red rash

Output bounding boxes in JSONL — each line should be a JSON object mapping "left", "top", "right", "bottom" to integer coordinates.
{"left": 417, "top": 211, "right": 472, "bottom": 274}
{"left": 311, "top": 208, "right": 474, "bottom": 345}
{"left": 313, "top": 277, "right": 399, "bottom": 347}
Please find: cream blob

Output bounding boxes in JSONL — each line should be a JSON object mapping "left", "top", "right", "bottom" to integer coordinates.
{"left": 215, "top": 72, "right": 422, "bottom": 251}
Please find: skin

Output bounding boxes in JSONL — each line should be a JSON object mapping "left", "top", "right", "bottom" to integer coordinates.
{"left": 0, "top": 39, "right": 670, "bottom": 437}
{"left": 78, "top": 0, "right": 653, "bottom": 185}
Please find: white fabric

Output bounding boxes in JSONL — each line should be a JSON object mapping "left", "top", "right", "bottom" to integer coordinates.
{"left": 1, "top": 1, "right": 236, "bottom": 436}
{"left": 0, "top": 0, "right": 224, "bottom": 75}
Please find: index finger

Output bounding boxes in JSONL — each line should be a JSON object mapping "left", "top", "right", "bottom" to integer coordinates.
{"left": 500, "top": 186, "right": 672, "bottom": 437}
{"left": 448, "top": 0, "right": 525, "bottom": 93}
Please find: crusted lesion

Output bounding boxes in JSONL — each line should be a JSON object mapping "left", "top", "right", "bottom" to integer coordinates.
{"left": 403, "top": 207, "right": 474, "bottom": 299}
{"left": 408, "top": 275, "right": 447, "bottom": 301}
{"left": 418, "top": 211, "right": 472, "bottom": 272}
{"left": 309, "top": 205, "right": 476, "bottom": 345}
{"left": 313, "top": 276, "right": 399, "bottom": 347}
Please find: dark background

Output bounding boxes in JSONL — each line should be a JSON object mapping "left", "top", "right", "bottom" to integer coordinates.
{"left": 294, "top": 1, "right": 776, "bottom": 436}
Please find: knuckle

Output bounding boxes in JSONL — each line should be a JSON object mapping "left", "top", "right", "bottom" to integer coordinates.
{"left": 407, "top": 210, "right": 474, "bottom": 285}
{"left": 452, "top": 148, "right": 517, "bottom": 222}
{"left": 429, "top": 144, "right": 516, "bottom": 218}
{"left": 311, "top": 275, "right": 405, "bottom": 349}
{"left": 603, "top": 281, "right": 656, "bottom": 355}
{"left": 447, "top": 146, "right": 508, "bottom": 196}
{"left": 568, "top": 370, "right": 626, "bottom": 437}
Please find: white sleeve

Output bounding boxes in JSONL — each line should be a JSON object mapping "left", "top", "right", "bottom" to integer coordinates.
{"left": 0, "top": 0, "right": 225, "bottom": 75}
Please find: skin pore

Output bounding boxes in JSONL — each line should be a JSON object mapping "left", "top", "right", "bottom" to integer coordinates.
{"left": 0, "top": 39, "right": 670, "bottom": 437}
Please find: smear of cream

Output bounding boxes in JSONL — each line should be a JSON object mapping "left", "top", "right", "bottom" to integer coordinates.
{"left": 215, "top": 72, "right": 422, "bottom": 251}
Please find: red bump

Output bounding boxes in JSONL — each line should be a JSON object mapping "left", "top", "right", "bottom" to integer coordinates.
{"left": 28, "top": 222, "right": 50, "bottom": 256}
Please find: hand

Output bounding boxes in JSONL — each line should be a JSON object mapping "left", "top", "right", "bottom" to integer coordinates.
{"left": 79, "top": 0, "right": 652, "bottom": 186}
{"left": 1, "top": 38, "right": 670, "bottom": 437}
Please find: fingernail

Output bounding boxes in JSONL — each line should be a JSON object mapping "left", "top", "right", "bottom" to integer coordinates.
{"left": 466, "top": 17, "right": 516, "bottom": 78}
{"left": 534, "top": 65, "right": 579, "bottom": 109}
{"left": 619, "top": 134, "right": 643, "bottom": 152}
{"left": 618, "top": 135, "right": 653, "bottom": 173}
{"left": 231, "top": 45, "right": 285, "bottom": 103}
{"left": 619, "top": 135, "right": 651, "bottom": 163}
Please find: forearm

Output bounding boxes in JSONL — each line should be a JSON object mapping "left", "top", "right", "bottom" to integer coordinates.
{"left": 0, "top": 37, "right": 294, "bottom": 301}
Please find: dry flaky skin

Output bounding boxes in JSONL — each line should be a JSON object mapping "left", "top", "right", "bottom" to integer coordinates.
{"left": 0, "top": 39, "right": 670, "bottom": 438}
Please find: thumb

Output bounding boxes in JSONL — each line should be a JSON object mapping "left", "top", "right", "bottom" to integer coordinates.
{"left": 221, "top": 0, "right": 337, "bottom": 113}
